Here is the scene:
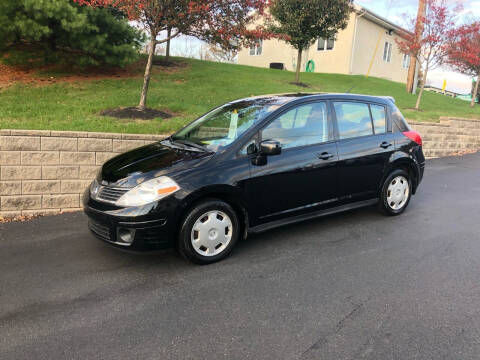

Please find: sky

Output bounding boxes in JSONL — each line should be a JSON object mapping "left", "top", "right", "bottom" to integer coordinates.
{"left": 356, "top": 0, "right": 479, "bottom": 93}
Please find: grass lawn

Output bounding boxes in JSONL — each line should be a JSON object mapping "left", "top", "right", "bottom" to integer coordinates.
{"left": 1, "top": 56, "right": 479, "bottom": 134}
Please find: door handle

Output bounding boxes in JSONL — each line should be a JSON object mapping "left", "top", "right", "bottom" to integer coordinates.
{"left": 380, "top": 141, "right": 392, "bottom": 149}
{"left": 318, "top": 152, "right": 334, "bottom": 160}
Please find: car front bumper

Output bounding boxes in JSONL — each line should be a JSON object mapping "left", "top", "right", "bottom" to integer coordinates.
{"left": 83, "top": 189, "right": 181, "bottom": 250}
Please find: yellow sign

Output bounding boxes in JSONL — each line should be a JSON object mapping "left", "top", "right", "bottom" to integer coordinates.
{"left": 442, "top": 79, "right": 447, "bottom": 92}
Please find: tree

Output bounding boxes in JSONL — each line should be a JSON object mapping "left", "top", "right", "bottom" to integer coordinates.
{"left": 447, "top": 22, "right": 480, "bottom": 107}
{"left": 268, "top": 0, "right": 352, "bottom": 83}
{"left": 0, "top": 0, "right": 143, "bottom": 67}
{"left": 75, "top": 0, "right": 269, "bottom": 111}
{"left": 396, "top": 0, "right": 460, "bottom": 110}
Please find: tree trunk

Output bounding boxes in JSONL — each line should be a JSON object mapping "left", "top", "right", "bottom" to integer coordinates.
{"left": 415, "top": 67, "right": 428, "bottom": 110}
{"left": 471, "top": 75, "right": 479, "bottom": 108}
{"left": 138, "top": 39, "right": 156, "bottom": 111}
{"left": 295, "top": 49, "right": 302, "bottom": 83}
{"left": 165, "top": 28, "right": 171, "bottom": 63}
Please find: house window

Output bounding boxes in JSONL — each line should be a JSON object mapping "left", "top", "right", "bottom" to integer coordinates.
{"left": 383, "top": 41, "right": 392, "bottom": 62}
{"left": 249, "top": 40, "right": 263, "bottom": 56}
{"left": 317, "top": 37, "right": 335, "bottom": 51}
{"left": 402, "top": 54, "right": 410, "bottom": 69}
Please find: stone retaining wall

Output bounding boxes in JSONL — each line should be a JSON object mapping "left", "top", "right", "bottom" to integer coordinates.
{"left": 411, "top": 117, "right": 480, "bottom": 158}
{"left": 0, "top": 130, "right": 167, "bottom": 218}
{"left": 1, "top": 117, "right": 479, "bottom": 218}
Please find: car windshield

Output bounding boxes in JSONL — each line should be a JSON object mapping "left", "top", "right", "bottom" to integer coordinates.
{"left": 171, "top": 98, "right": 285, "bottom": 152}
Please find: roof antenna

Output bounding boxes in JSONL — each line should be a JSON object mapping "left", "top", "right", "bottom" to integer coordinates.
{"left": 345, "top": 85, "right": 355, "bottom": 93}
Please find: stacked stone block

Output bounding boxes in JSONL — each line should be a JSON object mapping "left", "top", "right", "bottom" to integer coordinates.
{"left": 0, "top": 130, "right": 166, "bottom": 218}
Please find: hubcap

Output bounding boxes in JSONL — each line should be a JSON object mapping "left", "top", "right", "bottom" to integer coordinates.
{"left": 191, "top": 210, "right": 233, "bottom": 256}
{"left": 387, "top": 176, "right": 409, "bottom": 210}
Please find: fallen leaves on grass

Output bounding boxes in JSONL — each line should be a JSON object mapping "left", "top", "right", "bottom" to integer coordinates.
{"left": 0, "top": 61, "right": 142, "bottom": 90}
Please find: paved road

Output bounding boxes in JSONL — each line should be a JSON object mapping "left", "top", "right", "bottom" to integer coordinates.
{"left": 1, "top": 153, "right": 480, "bottom": 360}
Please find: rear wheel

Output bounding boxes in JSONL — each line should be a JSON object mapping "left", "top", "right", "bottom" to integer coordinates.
{"left": 178, "top": 199, "right": 240, "bottom": 264}
{"left": 378, "top": 169, "right": 412, "bottom": 216}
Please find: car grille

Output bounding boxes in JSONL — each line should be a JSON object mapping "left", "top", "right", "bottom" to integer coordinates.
{"left": 97, "top": 186, "right": 129, "bottom": 203}
{"left": 88, "top": 220, "right": 111, "bottom": 241}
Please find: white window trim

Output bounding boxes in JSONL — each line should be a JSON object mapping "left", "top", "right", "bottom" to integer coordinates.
{"left": 402, "top": 54, "right": 410, "bottom": 69}
{"left": 317, "top": 38, "right": 335, "bottom": 52}
{"left": 383, "top": 41, "right": 392, "bottom": 63}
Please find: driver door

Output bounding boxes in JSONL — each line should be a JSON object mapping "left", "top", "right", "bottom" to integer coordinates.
{"left": 246, "top": 101, "right": 339, "bottom": 225}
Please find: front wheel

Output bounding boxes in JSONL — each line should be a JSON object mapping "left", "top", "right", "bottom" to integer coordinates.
{"left": 178, "top": 199, "right": 240, "bottom": 264}
{"left": 378, "top": 169, "right": 412, "bottom": 216}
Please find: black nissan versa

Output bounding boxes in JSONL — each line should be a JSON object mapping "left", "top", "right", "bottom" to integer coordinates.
{"left": 83, "top": 93, "right": 425, "bottom": 264}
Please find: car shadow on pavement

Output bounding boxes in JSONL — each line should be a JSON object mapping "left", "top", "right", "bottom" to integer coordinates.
{"left": 0, "top": 201, "right": 414, "bottom": 274}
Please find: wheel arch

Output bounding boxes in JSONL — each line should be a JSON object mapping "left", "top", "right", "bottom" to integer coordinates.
{"left": 381, "top": 155, "right": 420, "bottom": 195}
{"left": 176, "top": 185, "right": 249, "bottom": 241}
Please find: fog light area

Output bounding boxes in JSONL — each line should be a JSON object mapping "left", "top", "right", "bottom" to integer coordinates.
{"left": 117, "top": 228, "right": 136, "bottom": 245}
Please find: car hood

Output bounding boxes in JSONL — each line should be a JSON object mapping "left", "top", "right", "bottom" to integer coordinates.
{"left": 99, "top": 141, "right": 213, "bottom": 187}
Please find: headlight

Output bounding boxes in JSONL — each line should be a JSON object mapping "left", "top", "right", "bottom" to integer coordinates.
{"left": 90, "top": 179, "right": 100, "bottom": 198}
{"left": 115, "top": 176, "right": 180, "bottom": 207}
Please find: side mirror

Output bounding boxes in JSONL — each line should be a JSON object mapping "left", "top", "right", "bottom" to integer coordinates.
{"left": 260, "top": 139, "right": 281, "bottom": 156}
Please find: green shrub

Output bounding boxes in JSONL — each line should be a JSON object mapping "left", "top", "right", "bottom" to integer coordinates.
{"left": 0, "top": 0, "right": 144, "bottom": 67}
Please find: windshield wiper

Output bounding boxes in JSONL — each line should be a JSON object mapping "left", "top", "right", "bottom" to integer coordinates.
{"left": 161, "top": 136, "right": 189, "bottom": 151}
{"left": 170, "top": 138, "right": 213, "bottom": 153}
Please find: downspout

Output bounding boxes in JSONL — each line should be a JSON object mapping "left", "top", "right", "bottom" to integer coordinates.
{"left": 349, "top": 9, "right": 366, "bottom": 74}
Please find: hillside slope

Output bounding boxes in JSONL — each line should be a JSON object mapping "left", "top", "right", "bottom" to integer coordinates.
{"left": 0, "top": 57, "right": 479, "bottom": 134}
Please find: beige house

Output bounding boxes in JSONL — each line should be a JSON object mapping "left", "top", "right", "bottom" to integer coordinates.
{"left": 238, "top": 5, "right": 412, "bottom": 83}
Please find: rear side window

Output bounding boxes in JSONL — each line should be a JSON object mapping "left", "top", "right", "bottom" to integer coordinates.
{"left": 370, "top": 104, "right": 386, "bottom": 134}
{"left": 262, "top": 102, "right": 330, "bottom": 149}
{"left": 333, "top": 102, "right": 373, "bottom": 139}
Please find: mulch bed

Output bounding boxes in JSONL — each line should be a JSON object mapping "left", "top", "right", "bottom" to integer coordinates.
{"left": 289, "top": 81, "right": 310, "bottom": 88}
{"left": 100, "top": 107, "right": 173, "bottom": 120}
{"left": 153, "top": 59, "right": 187, "bottom": 68}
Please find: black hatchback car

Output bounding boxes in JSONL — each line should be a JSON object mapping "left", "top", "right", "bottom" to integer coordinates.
{"left": 84, "top": 93, "right": 425, "bottom": 264}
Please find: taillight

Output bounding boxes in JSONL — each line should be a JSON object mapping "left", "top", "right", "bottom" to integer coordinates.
{"left": 402, "top": 131, "right": 422, "bottom": 146}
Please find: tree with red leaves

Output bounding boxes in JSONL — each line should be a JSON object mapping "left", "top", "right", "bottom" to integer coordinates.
{"left": 447, "top": 22, "right": 480, "bottom": 107}
{"left": 74, "top": 0, "right": 269, "bottom": 111}
{"left": 396, "top": 0, "right": 460, "bottom": 110}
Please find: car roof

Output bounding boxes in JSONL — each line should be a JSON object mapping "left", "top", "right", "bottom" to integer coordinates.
{"left": 229, "top": 93, "right": 395, "bottom": 106}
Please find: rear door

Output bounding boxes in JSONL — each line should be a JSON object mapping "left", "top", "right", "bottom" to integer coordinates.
{"left": 246, "top": 101, "right": 339, "bottom": 224}
{"left": 332, "top": 101, "right": 395, "bottom": 202}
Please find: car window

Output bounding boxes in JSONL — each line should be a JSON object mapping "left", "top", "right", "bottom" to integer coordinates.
{"left": 262, "top": 102, "right": 330, "bottom": 149}
{"left": 333, "top": 102, "right": 373, "bottom": 140}
{"left": 370, "top": 104, "right": 386, "bottom": 134}
{"left": 172, "top": 98, "right": 284, "bottom": 152}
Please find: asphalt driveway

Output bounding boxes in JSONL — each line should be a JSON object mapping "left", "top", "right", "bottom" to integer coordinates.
{"left": 1, "top": 153, "right": 480, "bottom": 360}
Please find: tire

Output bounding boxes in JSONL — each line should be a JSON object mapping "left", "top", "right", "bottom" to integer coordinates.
{"left": 378, "top": 169, "right": 412, "bottom": 216}
{"left": 178, "top": 199, "right": 240, "bottom": 264}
